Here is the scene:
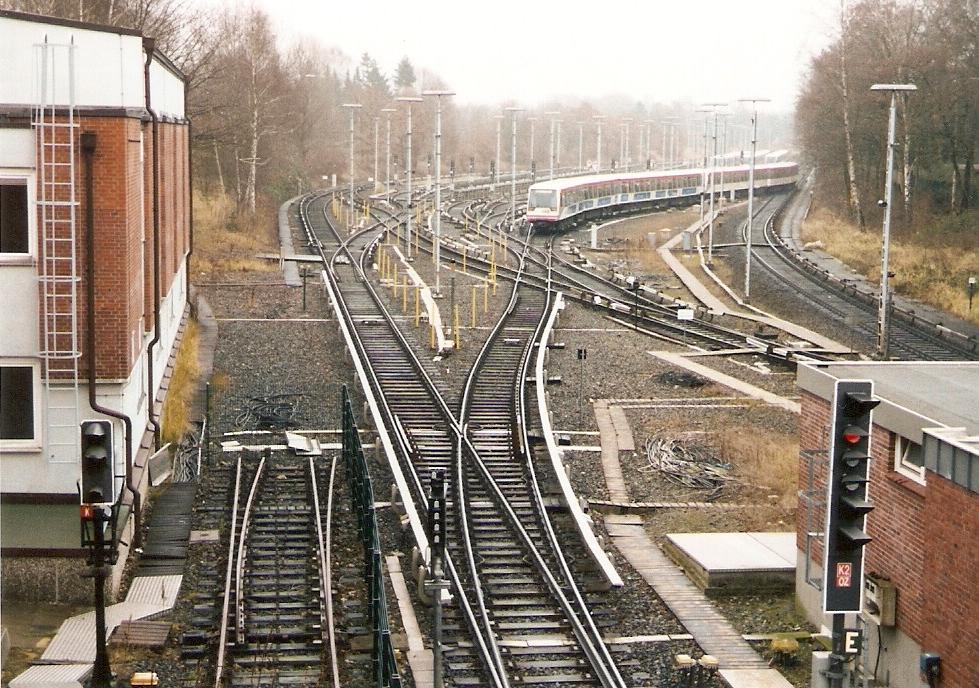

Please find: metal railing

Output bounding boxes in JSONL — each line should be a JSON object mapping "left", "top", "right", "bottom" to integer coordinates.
{"left": 341, "top": 385, "right": 402, "bottom": 688}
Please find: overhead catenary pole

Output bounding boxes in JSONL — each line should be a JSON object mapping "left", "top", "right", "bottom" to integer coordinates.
{"left": 593, "top": 114, "right": 605, "bottom": 172}
{"left": 546, "top": 111, "right": 560, "bottom": 179}
{"left": 702, "top": 102, "right": 727, "bottom": 263}
{"left": 528, "top": 116, "right": 538, "bottom": 180}
{"left": 871, "top": 83, "right": 917, "bottom": 360}
{"left": 382, "top": 107, "right": 395, "bottom": 202}
{"left": 423, "top": 90, "right": 455, "bottom": 296}
{"left": 738, "top": 98, "right": 770, "bottom": 301}
{"left": 373, "top": 116, "right": 379, "bottom": 193}
{"left": 341, "top": 103, "right": 362, "bottom": 234}
{"left": 622, "top": 117, "right": 632, "bottom": 171}
{"left": 494, "top": 114, "right": 503, "bottom": 190}
{"left": 397, "top": 96, "right": 423, "bottom": 258}
{"left": 506, "top": 106, "right": 524, "bottom": 231}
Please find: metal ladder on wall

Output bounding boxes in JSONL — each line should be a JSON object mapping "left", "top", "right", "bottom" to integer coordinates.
{"left": 33, "top": 37, "right": 81, "bottom": 465}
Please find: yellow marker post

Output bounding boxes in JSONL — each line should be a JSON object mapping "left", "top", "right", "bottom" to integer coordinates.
{"left": 454, "top": 305, "right": 460, "bottom": 350}
{"left": 471, "top": 286, "right": 477, "bottom": 328}
{"left": 415, "top": 287, "right": 421, "bottom": 327}
{"left": 402, "top": 276, "right": 408, "bottom": 311}
{"left": 430, "top": 324, "right": 435, "bottom": 350}
{"left": 483, "top": 283, "right": 489, "bottom": 313}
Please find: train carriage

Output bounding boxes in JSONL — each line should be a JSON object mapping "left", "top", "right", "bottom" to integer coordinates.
{"left": 526, "top": 162, "right": 799, "bottom": 232}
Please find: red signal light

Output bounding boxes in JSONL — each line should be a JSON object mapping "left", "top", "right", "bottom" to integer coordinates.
{"left": 80, "top": 504, "right": 94, "bottom": 520}
{"left": 842, "top": 425, "right": 867, "bottom": 444}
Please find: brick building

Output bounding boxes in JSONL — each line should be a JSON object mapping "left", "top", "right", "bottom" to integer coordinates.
{"left": 0, "top": 10, "right": 190, "bottom": 599}
{"left": 796, "top": 362, "right": 979, "bottom": 688}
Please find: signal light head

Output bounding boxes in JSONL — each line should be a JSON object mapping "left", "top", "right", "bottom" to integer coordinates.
{"left": 842, "top": 425, "right": 867, "bottom": 444}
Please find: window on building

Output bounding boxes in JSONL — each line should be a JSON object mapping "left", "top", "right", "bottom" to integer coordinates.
{"left": 1, "top": 181, "right": 30, "bottom": 254}
{"left": 894, "top": 435, "right": 926, "bottom": 483}
{"left": 1, "top": 365, "right": 35, "bottom": 440}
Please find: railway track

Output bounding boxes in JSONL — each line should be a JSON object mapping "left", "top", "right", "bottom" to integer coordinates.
{"left": 295, "top": 192, "right": 628, "bottom": 686}
{"left": 211, "top": 453, "right": 336, "bottom": 688}
{"left": 748, "top": 191, "right": 978, "bottom": 360}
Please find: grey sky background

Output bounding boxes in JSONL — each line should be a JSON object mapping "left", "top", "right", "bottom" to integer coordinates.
{"left": 246, "top": 0, "right": 841, "bottom": 113}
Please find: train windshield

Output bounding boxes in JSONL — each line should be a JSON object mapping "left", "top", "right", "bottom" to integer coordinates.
{"left": 529, "top": 189, "right": 558, "bottom": 210}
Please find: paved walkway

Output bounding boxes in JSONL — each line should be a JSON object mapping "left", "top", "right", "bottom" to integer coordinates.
{"left": 658, "top": 216, "right": 851, "bottom": 354}
{"left": 10, "top": 574, "right": 182, "bottom": 687}
{"left": 593, "top": 400, "right": 630, "bottom": 502}
{"left": 648, "top": 352, "right": 801, "bottom": 414}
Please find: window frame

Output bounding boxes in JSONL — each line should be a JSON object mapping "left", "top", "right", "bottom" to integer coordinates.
{"left": 0, "top": 359, "right": 42, "bottom": 450}
{"left": 0, "top": 175, "right": 35, "bottom": 264}
{"left": 893, "top": 434, "right": 926, "bottom": 485}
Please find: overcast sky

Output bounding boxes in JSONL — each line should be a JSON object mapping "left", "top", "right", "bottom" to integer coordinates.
{"left": 246, "top": 0, "right": 841, "bottom": 113}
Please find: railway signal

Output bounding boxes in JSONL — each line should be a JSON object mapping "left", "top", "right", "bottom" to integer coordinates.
{"left": 823, "top": 380, "right": 879, "bottom": 688}
{"left": 823, "top": 380, "right": 878, "bottom": 613}
{"left": 81, "top": 419, "right": 113, "bottom": 505}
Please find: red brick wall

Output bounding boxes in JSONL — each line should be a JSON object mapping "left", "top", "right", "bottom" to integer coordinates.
{"left": 73, "top": 116, "right": 143, "bottom": 380}
{"left": 798, "top": 391, "right": 979, "bottom": 688}
{"left": 918, "top": 475, "right": 979, "bottom": 688}
{"left": 37, "top": 114, "right": 190, "bottom": 381}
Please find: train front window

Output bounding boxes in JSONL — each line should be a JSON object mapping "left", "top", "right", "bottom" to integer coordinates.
{"left": 529, "top": 189, "right": 558, "bottom": 210}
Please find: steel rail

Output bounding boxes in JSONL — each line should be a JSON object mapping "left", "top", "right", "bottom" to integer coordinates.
{"left": 234, "top": 454, "right": 266, "bottom": 646}
{"left": 298, "top": 193, "right": 508, "bottom": 687}
{"left": 310, "top": 455, "right": 341, "bottom": 687}
{"left": 213, "top": 456, "right": 243, "bottom": 688}
{"left": 458, "top": 235, "right": 627, "bottom": 687}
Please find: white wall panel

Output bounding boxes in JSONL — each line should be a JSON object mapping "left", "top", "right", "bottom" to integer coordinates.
{"left": 0, "top": 15, "right": 144, "bottom": 109}
{"left": 149, "top": 58, "right": 185, "bottom": 118}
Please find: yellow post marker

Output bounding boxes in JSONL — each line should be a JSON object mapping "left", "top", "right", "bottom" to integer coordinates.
{"left": 415, "top": 287, "right": 421, "bottom": 327}
{"left": 483, "top": 282, "right": 489, "bottom": 312}
{"left": 471, "top": 286, "right": 477, "bottom": 328}
{"left": 454, "top": 305, "right": 460, "bottom": 350}
{"left": 402, "top": 276, "right": 408, "bottom": 311}
{"left": 430, "top": 324, "right": 435, "bottom": 350}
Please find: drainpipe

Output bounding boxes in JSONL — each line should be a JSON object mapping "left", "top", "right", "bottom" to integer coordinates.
{"left": 143, "top": 38, "right": 161, "bottom": 451}
{"left": 186, "top": 79, "right": 193, "bottom": 268}
{"left": 81, "top": 131, "right": 141, "bottom": 548}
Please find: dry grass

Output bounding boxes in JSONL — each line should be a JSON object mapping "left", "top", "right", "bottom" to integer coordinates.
{"left": 190, "top": 192, "right": 278, "bottom": 276}
{"left": 802, "top": 207, "right": 979, "bottom": 324}
{"left": 161, "top": 319, "right": 200, "bottom": 445}
{"left": 715, "top": 426, "right": 799, "bottom": 510}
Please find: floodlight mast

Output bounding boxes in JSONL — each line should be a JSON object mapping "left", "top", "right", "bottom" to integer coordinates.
{"left": 505, "top": 107, "right": 524, "bottom": 231}
{"left": 870, "top": 83, "right": 917, "bottom": 359}
{"left": 422, "top": 90, "right": 455, "bottom": 296}
{"left": 737, "top": 98, "right": 770, "bottom": 301}
{"left": 396, "top": 96, "right": 423, "bottom": 258}
{"left": 340, "top": 103, "right": 362, "bottom": 234}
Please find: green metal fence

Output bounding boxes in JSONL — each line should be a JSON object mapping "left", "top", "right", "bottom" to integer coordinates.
{"left": 341, "top": 385, "right": 403, "bottom": 688}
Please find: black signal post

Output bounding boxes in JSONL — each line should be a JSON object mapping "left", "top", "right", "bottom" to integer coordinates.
{"left": 822, "top": 380, "right": 879, "bottom": 688}
{"left": 80, "top": 420, "right": 116, "bottom": 688}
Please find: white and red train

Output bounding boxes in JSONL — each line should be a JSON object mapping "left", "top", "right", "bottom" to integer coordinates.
{"left": 526, "top": 162, "right": 799, "bottom": 232}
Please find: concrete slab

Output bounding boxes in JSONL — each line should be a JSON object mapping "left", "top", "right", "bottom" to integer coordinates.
{"left": 9, "top": 664, "right": 90, "bottom": 688}
{"left": 666, "top": 533, "right": 795, "bottom": 573}
{"left": 649, "top": 352, "right": 800, "bottom": 413}
{"left": 385, "top": 554, "right": 433, "bottom": 687}
{"left": 721, "top": 668, "right": 797, "bottom": 688}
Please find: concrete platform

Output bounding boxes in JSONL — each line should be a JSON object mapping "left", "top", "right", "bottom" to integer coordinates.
{"left": 664, "top": 532, "right": 796, "bottom": 595}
